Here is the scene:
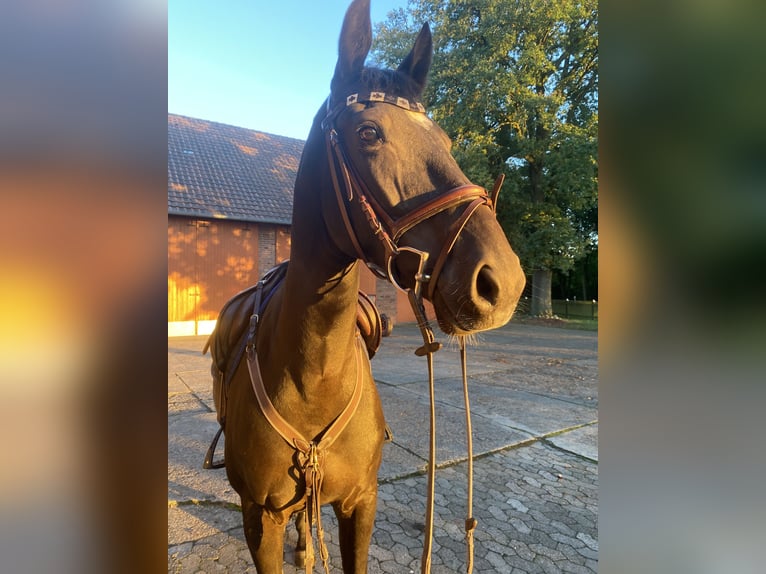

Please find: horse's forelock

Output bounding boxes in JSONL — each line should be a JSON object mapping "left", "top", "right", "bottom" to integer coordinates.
{"left": 362, "top": 67, "right": 422, "bottom": 100}
{"left": 312, "top": 67, "right": 426, "bottom": 138}
{"left": 331, "top": 67, "right": 423, "bottom": 107}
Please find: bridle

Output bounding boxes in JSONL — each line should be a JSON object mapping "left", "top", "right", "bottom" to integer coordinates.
{"left": 321, "top": 90, "right": 505, "bottom": 303}
{"left": 322, "top": 90, "right": 506, "bottom": 574}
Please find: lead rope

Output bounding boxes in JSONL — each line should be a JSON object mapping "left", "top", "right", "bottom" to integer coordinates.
{"left": 407, "top": 289, "right": 439, "bottom": 574}
{"left": 423, "top": 347, "right": 437, "bottom": 574}
{"left": 460, "top": 337, "right": 477, "bottom": 573}
{"left": 408, "top": 293, "right": 476, "bottom": 574}
{"left": 405, "top": 248, "right": 477, "bottom": 574}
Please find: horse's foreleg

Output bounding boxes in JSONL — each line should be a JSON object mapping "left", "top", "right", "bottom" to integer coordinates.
{"left": 333, "top": 493, "right": 378, "bottom": 574}
{"left": 294, "top": 510, "right": 307, "bottom": 568}
{"left": 241, "top": 497, "right": 287, "bottom": 574}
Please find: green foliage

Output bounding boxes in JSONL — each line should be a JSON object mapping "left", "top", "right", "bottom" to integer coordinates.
{"left": 372, "top": 0, "right": 598, "bottom": 284}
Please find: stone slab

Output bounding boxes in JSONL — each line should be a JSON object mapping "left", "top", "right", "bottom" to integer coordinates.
{"left": 168, "top": 411, "right": 238, "bottom": 505}
{"left": 377, "top": 381, "right": 533, "bottom": 465}
{"left": 548, "top": 423, "right": 599, "bottom": 462}
{"left": 168, "top": 503, "right": 243, "bottom": 546}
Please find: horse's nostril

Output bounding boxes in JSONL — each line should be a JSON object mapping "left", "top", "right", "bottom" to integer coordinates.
{"left": 476, "top": 265, "right": 500, "bottom": 306}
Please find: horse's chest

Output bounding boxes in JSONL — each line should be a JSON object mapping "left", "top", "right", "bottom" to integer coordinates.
{"left": 247, "top": 445, "right": 375, "bottom": 517}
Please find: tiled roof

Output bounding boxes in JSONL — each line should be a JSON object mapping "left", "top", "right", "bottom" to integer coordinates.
{"left": 168, "top": 114, "right": 304, "bottom": 224}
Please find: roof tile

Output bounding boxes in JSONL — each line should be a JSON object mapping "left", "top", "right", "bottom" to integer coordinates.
{"left": 168, "top": 114, "right": 304, "bottom": 224}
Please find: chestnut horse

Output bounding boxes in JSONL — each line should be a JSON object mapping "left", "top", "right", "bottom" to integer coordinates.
{"left": 206, "top": 0, "right": 525, "bottom": 572}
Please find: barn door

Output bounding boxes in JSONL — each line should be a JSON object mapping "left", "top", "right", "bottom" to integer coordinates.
{"left": 168, "top": 218, "right": 209, "bottom": 336}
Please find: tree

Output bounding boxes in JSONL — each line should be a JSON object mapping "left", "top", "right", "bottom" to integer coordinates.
{"left": 373, "top": 0, "right": 598, "bottom": 316}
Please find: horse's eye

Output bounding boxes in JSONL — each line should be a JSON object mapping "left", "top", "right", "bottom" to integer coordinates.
{"left": 357, "top": 125, "right": 380, "bottom": 144}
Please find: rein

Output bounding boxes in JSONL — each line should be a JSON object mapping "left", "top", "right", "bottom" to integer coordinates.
{"left": 322, "top": 91, "right": 504, "bottom": 573}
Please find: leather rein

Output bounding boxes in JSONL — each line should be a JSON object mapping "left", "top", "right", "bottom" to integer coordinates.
{"left": 322, "top": 90, "right": 506, "bottom": 574}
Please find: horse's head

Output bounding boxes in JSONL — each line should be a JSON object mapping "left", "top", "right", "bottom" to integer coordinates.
{"left": 319, "top": 0, "right": 525, "bottom": 335}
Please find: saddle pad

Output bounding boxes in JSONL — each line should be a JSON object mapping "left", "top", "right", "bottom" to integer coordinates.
{"left": 206, "top": 261, "right": 288, "bottom": 377}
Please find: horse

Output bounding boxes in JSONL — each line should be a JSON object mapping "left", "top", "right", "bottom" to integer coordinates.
{"left": 205, "top": 0, "right": 525, "bottom": 572}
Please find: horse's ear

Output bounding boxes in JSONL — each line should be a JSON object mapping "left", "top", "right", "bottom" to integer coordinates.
{"left": 397, "top": 23, "right": 432, "bottom": 94}
{"left": 332, "top": 0, "right": 372, "bottom": 94}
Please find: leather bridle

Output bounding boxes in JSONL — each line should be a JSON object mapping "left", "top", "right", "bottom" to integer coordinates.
{"left": 322, "top": 91, "right": 506, "bottom": 574}
{"left": 322, "top": 91, "right": 505, "bottom": 302}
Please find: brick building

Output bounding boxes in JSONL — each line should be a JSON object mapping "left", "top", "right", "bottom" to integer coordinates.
{"left": 168, "top": 114, "right": 422, "bottom": 336}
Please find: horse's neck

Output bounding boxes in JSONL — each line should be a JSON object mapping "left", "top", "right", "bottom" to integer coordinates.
{"left": 262, "top": 165, "right": 361, "bottom": 395}
{"left": 277, "top": 251, "right": 360, "bottom": 359}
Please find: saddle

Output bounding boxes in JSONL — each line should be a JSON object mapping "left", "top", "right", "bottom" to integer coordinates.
{"left": 202, "top": 260, "right": 390, "bottom": 466}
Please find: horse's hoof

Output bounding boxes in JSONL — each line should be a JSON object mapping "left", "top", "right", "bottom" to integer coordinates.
{"left": 295, "top": 550, "right": 306, "bottom": 568}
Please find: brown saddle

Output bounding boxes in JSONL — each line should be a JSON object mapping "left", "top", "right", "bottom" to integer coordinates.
{"left": 204, "top": 260, "right": 388, "bottom": 394}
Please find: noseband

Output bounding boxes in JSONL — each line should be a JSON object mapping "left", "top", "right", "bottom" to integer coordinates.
{"left": 321, "top": 91, "right": 505, "bottom": 302}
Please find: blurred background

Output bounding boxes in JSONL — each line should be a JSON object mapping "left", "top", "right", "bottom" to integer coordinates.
{"left": 0, "top": 1, "right": 763, "bottom": 573}
{"left": 0, "top": 2, "right": 167, "bottom": 573}
{"left": 600, "top": 1, "right": 765, "bottom": 572}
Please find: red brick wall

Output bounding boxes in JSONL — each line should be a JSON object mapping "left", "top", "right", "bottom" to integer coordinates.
{"left": 169, "top": 215, "right": 416, "bottom": 327}
{"left": 169, "top": 216, "right": 292, "bottom": 323}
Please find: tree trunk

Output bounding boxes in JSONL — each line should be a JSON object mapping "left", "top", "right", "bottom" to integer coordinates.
{"left": 530, "top": 269, "right": 553, "bottom": 317}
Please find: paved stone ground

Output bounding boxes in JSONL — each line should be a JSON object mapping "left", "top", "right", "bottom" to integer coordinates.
{"left": 169, "top": 321, "right": 597, "bottom": 573}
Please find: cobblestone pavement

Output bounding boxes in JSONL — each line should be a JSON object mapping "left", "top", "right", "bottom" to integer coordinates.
{"left": 169, "top": 321, "right": 598, "bottom": 573}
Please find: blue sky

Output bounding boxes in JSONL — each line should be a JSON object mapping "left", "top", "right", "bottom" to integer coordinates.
{"left": 168, "top": 0, "right": 409, "bottom": 140}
